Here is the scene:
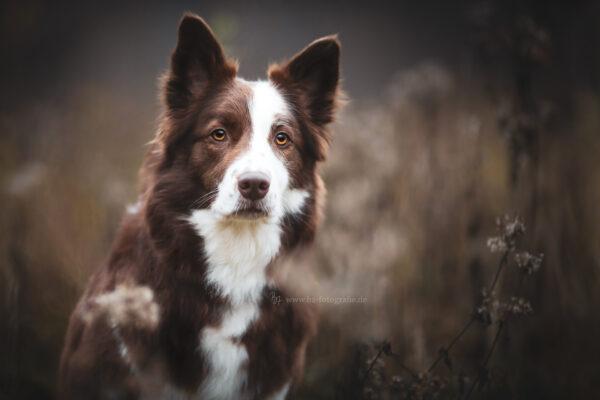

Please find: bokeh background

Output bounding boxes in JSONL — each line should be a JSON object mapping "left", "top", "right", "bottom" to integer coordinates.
{"left": 1, "top": 0, "right": 600, "bottom": 399}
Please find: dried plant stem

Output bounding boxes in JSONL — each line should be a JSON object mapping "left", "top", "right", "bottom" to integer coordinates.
{"left": 388, "top": 350, "right": 420, "bottom": 379}
{"left": 357, "top": 217, "right": 538, "bottom": 399}
{"left": 489, "top": 250, "right": 510, "bottom": 293}
{"left": 459, "top": 249, "right": 512, "bottom": 399}
{"left": 463, "top": 320, "right": 505, "bottom": 399}
{"left": 427, "top": 317, "right": 475, "bottom": 373}
{"left": 361, "top": 346, "right": 385, "bottom": 384}
{"left": 428, "top": 249, "right": 509, "bottom": 375}
{"left": 483, "top": 322, "right": 504, "bottom": 366}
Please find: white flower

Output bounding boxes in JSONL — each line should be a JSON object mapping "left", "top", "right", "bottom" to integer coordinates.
{"left": 503, "top": 217, "right": 525, "bottom": 239}
{"left": 487, "top": 237, "right": 507, "bottom": 253}
{"left": 515, "top": 252, "right": 544, "bottom": 274}
{"left": 502, "top": 297, "right": 533, "bottom": 316}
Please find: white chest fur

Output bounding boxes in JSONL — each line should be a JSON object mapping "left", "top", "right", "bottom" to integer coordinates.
{"left": 199, "top": 303, "right": 258, "bottom": 400}
{"left": 188, "top": 209, "right": 282, "bottom": 305}
{"left": 187, "top": 209, "right": 282, "bottom": 399}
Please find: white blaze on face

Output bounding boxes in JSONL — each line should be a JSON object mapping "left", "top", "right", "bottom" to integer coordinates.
{"left": 188, "top": 78, "right": 310, "bottom": 304}
{"left": 188, "top": 79, "right": 311, "bottom": 306}
{"left": 209, "top": 79, "right": 308, "bottom": 221}
{"left": 188, "top": 80, "right": 308, "bottom": 304}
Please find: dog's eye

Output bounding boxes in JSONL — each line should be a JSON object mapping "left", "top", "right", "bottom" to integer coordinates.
{"left": 274, "top": 132, "right": 290, "bottom": 147}
{"left": 210, "top": 128, "right": 226, "bottom": 142}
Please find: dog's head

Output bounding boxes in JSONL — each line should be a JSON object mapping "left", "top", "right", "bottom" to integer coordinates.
{"left": 148, "top": 14, "right": 340, "bottom": 248}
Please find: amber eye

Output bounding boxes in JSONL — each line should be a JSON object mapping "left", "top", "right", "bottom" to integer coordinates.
{"left": 274, "top": 132, "right": 290, "bottom": 146}
{"left": 210, "top": 128, "right": 226, "bottom": 142}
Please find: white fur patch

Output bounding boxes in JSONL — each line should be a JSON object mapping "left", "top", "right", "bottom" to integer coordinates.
{"left": 210, "top": 79, "right": 304, "bottom": 221}
{"left": 283, "top": 189, "right": 309, "bottom": 215}
{"left": 185, "top": 79, "right": 309, "bottom": 400}
{"left": 187, "top": 209, "right": 281, "bottom": 305}
{"left": 187, "top": 79, "right": 310, "bottom": 306}
{"left": 199, "top": 303, "right": 259, "bottom": 400}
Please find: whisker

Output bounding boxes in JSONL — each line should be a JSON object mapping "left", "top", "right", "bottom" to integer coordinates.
{"left": 190, "top": 189, "right": 219, "bottom": 209}
{"left": 196, "top": 193, "right": 218, "bottom": 208}
{"left": 192, "top": 195, "right": 216, "bottom": 209}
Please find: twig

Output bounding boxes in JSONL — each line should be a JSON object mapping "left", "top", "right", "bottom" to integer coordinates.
{"left": 428, "top": 249, "right": 509, "bottom": 375}
{"left": 483, "top": 321, "right": 504, "bottom": 366}
{"left": 388, "top": 350, "right": 420, "bottom": 379}
{"left": 428, "top": 317, "right": 475, "bottom": 373}
{"left": 489, "top": 250, "right": 510, "bottom": 293}
{"left": 460, "top": 248, "right": 514, "bottom": 399}
{"left": 361, "top": 345, "right": 385, "bottom": 384}
{"left": 464, "top": 320, "right": 505, "bottom": 399}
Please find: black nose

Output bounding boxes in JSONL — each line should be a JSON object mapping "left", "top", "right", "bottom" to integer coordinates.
{"left": 238, "top": 172, "right": 270, "bottom": 200}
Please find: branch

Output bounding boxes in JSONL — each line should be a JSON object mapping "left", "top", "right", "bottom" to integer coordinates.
{"left": 489, "top": 250, "right": 510, "bottom": 293}
{"left": 387, "top": 349, "right": 420, "bottom": 379}
{"left": 428, "top": 248, "right": 509, "bottom": 375}
{"left": 427, "top": 317, "right": 475, "bottom": 373}
{"left": 361, "top": 345, "right": 385, "bottom": 385}
{"left": 464, "top": 320, "right": 505, "bottom": 399}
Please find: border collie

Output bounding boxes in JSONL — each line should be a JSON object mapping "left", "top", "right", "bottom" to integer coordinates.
{"left": 59, "top": 13, "right": 341, "bottom": 400}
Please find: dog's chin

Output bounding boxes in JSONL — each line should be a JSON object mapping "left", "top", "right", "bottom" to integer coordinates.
{"left": 227, "top": 203, "right": 270, "bottom": 221}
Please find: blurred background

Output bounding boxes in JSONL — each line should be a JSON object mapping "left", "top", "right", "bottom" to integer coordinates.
{"left": 1, "top": 0, "right": 599, "bottom": 399}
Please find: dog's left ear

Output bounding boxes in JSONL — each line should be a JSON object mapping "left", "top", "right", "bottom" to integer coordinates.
{"left": 269, "top": 36, "right": 341, "bottom": 126}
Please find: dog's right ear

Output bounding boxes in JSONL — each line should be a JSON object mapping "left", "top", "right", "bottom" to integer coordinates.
{"left": 164, "top": 14, "right": 237, "bottom": 111}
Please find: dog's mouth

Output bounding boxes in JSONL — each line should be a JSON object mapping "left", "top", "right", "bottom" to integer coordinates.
{"left": 230, "top": 201, "right": 270, "bottom": 220}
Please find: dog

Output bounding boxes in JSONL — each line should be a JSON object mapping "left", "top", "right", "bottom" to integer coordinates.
{"left": 59, "top": 13, "right": 341, "bottom": 400}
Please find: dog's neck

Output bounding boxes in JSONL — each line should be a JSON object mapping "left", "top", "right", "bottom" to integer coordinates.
{"left": 187, "top": 209, "right": 283, "bottom": 306}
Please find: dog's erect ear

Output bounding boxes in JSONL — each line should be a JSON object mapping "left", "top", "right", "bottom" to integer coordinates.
{"left": 269, "top": 36, "right": 341, "bottom": 126}
{"left": 165, "top": 14, "right": 237, "bottom": 111}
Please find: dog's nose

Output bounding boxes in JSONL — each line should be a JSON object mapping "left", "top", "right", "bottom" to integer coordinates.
{"left": 238, "top": 172, "right": 270, "bottom": 200}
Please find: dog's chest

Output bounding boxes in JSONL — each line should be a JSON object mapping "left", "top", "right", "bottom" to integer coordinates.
{"left": 185, "top": 210, "right": 285, "bottom": 399}
{"left": 198, "top": 303, "right": 258, "bottom": 400}
{"left": 188, "top": 209, "right": 282, "bottom": 305}
{"left": 195, "top": 304, "right": 291, "bottom": 400}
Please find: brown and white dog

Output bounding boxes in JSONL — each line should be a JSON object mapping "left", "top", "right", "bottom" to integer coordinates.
{"left": 59, "top": 13, "right": 341, "bottom": 400}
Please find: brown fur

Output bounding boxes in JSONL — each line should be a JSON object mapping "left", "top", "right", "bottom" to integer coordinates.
{"left": 59, "top": 13, "right": 340, "bottom": 399}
